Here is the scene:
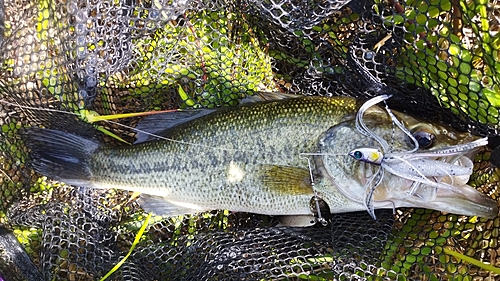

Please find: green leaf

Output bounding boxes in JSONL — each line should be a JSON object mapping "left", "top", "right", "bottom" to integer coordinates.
{"left": 178, "top": 85, "right": 195, "bottom": 106}
{"left": 483, "top": 88, "right": 500, "bottom": 107}
{"left": 443, "top": 247, "right": 500, "bottom": 274}
{"left": 428, "top": 6, "right": 440, "bottom": 18}
{"left": 100, "top": 213, "right": 152, "bottom": 280}
{"left": 448, "top": 44, "right": 460, "bottom": 56}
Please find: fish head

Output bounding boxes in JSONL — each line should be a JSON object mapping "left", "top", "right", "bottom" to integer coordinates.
{"left": 316, "top": 105, "right": 498, "bottom": 219}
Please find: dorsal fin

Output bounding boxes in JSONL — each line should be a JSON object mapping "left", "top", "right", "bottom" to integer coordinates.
{"left": 239, "top": 92, "right": 300, "bottom": 105}
{"left": 134, "top": 109, "right": 215, "bottom": 143}
{"left": 134, "top": 92, "right": 297, "bottom": 143}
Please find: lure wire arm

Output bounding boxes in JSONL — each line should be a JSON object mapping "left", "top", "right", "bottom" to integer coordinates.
{"left": 363, "top": 167, "right": 384, "bottom": 220}
{"left": 304, "top": 156, "right": 328, "bottom": 226}
{"left": 355, "top": 94, "right": 391, "bottom": 152}
{"left": 382, "top": 99, "right": 420, "bottom": 152}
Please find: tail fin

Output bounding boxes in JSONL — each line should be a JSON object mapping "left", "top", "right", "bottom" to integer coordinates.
{"left": 22, "top": 127, "right": 100, "bottom": 187}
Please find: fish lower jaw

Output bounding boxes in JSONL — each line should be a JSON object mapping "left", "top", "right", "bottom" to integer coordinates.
{"left": 388, "top": 183, "right": 499, "bottom": 219}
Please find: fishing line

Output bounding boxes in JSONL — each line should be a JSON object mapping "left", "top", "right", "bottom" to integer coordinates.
{"left": 2, "top": 95, "right": 433, "bottom": 163}
{"left": 0, "top": 99, "right": 84, "bottom": 117}
{"left": 0, "top": 99, "right": 245, "bottom": 152}
{"left": 104, "top": 119, "right": 258, "bottom": 154}
{"left": 0, "top": 99, "right": 308, "bottom": 159}
{"left": 299, "top": 152, "right": 349, "bottom": 157}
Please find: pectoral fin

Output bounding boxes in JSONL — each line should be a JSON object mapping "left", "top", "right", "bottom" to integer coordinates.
{"left": 261, "top": 165, "right": 313, "bottom": 195}
{"left": 138, "top": 194, "right": 207, "bottom": 216}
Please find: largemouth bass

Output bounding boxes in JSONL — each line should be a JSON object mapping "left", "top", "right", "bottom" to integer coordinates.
{"left": 22, "top": 95, "right": 498, "bottom": 224}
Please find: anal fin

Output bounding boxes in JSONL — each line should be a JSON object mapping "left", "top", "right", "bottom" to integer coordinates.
{"left": 138, "top": 194, "right": 207, "bottom": 216}
{"left": 277, "top": 215, "right": 316, "bottom": 227}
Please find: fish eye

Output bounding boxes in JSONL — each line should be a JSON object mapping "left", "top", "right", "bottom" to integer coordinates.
{"left": 412, "top": 130, "right": 436, "bottom": 148}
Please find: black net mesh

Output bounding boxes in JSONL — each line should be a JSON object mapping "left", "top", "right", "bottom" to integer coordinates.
{"left": 1, "top": 0, "right": 500, "bottom": 280}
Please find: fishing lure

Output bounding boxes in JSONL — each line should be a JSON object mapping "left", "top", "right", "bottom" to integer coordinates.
{"left": 351, "top": 95, "right": 488, "bottom": 219}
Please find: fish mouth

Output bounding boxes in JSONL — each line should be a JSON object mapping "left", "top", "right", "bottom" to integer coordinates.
{"left": 393, "top": 182, "right": 499, "bottom": 219}
{"left": 424, "top": 182, "right": 499, "bottom": 218}
{"left": 385, "top": 154, "right": 499, "bottom": 219}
